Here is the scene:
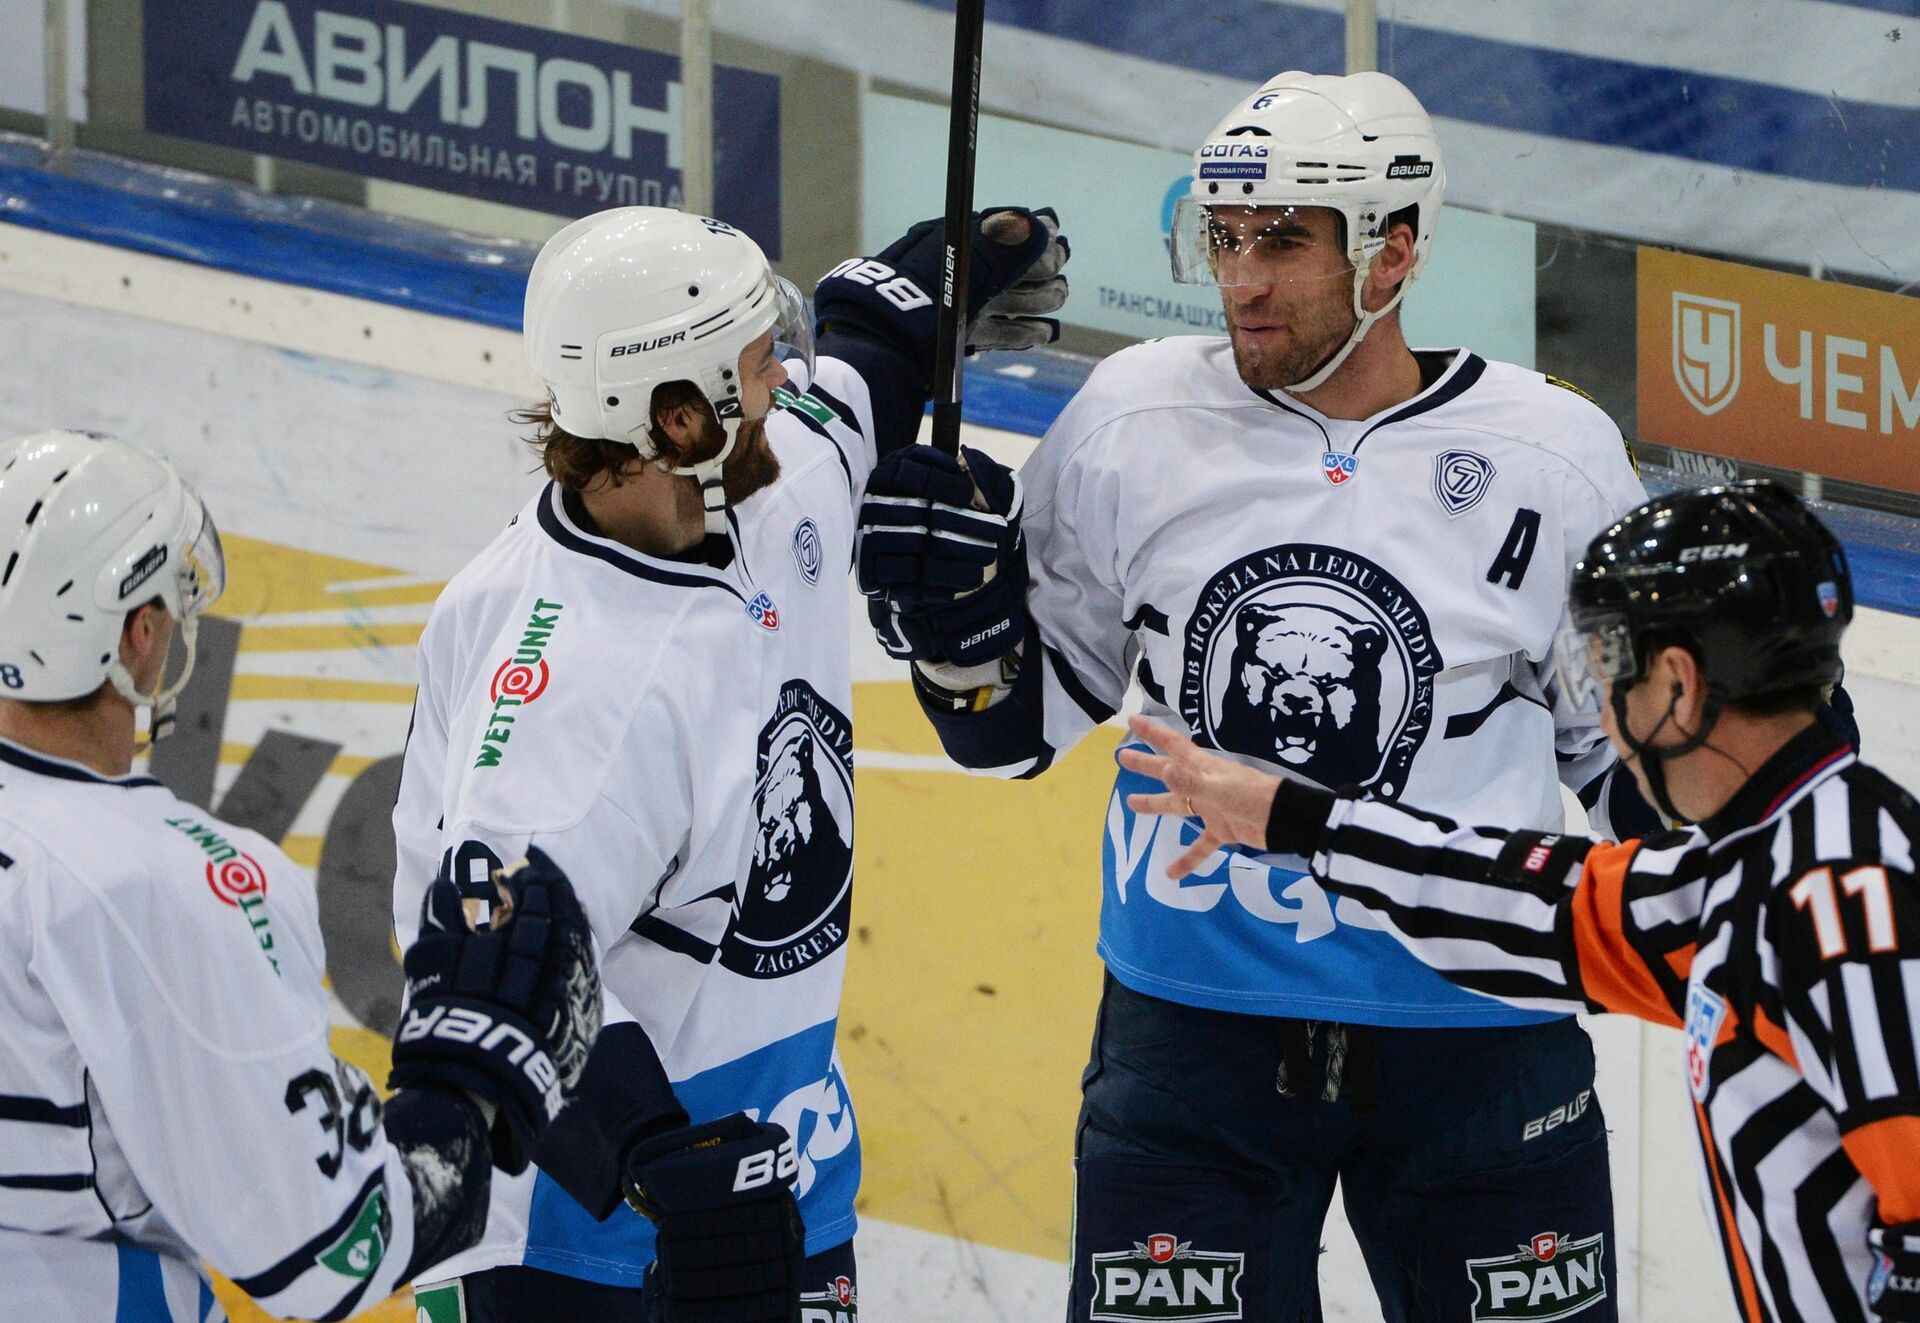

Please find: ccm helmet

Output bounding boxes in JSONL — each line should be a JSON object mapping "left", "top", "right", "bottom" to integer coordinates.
{"left": 1170, "top": 71, "right": 1445, "bottom": 392}
{"left": 524, "top": 208, "right": 813, "bottom": 537}
{"left": 0, "top": 431, "right": 226, "bottom": 738}
{"left": 1555, "top": 480, "right": 1851, "bottom": 818}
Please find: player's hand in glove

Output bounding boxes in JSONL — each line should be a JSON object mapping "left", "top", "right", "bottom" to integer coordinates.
{"left": 624, "top": 1113, "right": 806, "bottom": 1323}
{"left": 1870, "top": 1222, "right": 1920, "bottom": 1320}
{"left": 814, "top": 205, "right": 1069, "bottom": 374}
{"left": 971, "top": 208, "right": 1070, "bottom": 351}
{"left": 389, "top": 847, "right": 601, "bottom": 1175}
{"left": 856, "top": 443, "right": 1027, "bottom": 665}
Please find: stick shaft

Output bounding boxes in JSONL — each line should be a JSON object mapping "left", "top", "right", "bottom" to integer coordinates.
{"left": 930, "top": 0, "right": 986, "bottom": 455}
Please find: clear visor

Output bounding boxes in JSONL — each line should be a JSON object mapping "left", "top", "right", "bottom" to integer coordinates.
{"left": 1552, "top": 616, "right": 1636, "bottom": 717}
{"left": 176, "top": 491, "right": 226, "bottom": 617}
{"left": 768, "top": 273, "right": 815, "bottom": 384}
{"left": 719, "top": 275, "right": 816, "bottom": 428}
{"left": 1169, "top": 199, "right": 1357, "bottom": 289}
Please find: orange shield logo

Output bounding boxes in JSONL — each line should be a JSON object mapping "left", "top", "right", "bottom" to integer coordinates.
{"left": 1672, "top": 292, "right": 1741, "bottom": 415}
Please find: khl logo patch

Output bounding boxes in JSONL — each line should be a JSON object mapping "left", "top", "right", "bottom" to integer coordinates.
{"left": 1434, "top": 449, "right": 1497, "bottom": 517}
{"left": 1685, "top": 983, "right": 1728, "bottom": 1101}
{"left": 1464, "top": 1231, "right": 1607, "bottom": 1322}
{"left": 1089, "top": 1234, "right": 1245, "bottom": 1322}
{"left": 1321, "top": 451, "right": 1358, "bottom": 486}
{"left": 748, "top": 590, "right": 781, "bottom": 630}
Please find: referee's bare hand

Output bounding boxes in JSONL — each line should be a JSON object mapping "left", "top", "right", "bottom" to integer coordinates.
{"left": 1119, "top": 716, "right": 1283, "bottom": 879}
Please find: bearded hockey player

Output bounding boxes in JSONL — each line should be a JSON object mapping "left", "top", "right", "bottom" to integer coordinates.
{"left": 391, "top": 204, "right": 1066, "bottom": 1323}
{"left": 1126, "top": 481, "right": 1915, "bottom": 1323}
{"left": 857, "top": 72, "right": 1658, "bottom": 1320}
{"left": 0, "top": 430, "right": 600, "bottom": 1323}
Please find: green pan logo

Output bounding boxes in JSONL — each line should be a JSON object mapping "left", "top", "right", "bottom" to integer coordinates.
{"left": 1089, "top": 1234, "right": 1244, "bottom": 1321}
{"left": 1466, "top": 1231, "right": 1607, "bottom": 1322}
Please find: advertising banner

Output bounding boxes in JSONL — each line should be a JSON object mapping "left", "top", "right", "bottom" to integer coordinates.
{"left": 1638, "top": 248, "right": 1920, "bottom": 492}
{"left": 861, "top": 92, "right": 1536, "bottom": 367}
{"left": 144, "top": 0, "right": 780, "bottom": 250}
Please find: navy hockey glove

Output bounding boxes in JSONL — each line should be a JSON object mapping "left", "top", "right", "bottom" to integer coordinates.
{"left": 857, "top": 444, "right": 1028, "bottom": 665}
{"left": 1871, "top": 1222, "right": 1920, "bottom": 1321}
{"left": 815, "top": 206, "right": 1068, "bottom": 375}
{"left": 624, "top": 1113, "right": 806, "bottom": 1323}
{"left": 390, "top": 847, "right": 601, "bottom": 1176}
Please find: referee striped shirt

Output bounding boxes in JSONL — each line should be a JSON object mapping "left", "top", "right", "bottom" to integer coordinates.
{"left": 1310, "top": 723, "right": 1920, "bottom": 1323}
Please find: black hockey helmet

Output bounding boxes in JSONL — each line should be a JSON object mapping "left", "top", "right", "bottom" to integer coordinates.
{"left": 1561, "top": 480, "right": 1851, "bottom": 710}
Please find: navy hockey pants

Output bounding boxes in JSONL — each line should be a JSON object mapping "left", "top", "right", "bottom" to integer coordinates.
{"left": 415, "top": 1241, "right": 857, "bottom": 1322}
{"left": 1069, "top": 975, "right": 1616, "bottom": 1323}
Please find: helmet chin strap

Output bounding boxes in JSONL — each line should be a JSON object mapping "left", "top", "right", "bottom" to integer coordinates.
{"left": 640, "top": 415, "right": 744, "bottom": 540}
{"left": 1284, "top": 256, "right": 1412, "bottom": 395}
{"left": 1609, "top": 680, "right": 1725, "bottom": 824}
{"left": 107, "top": 615, "right": 201, "bottom": 746}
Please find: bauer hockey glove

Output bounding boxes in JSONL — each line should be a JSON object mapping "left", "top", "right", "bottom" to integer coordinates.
{"left": 814, "top": 206, "right": 1068, "bottom": 374}
{"left": 624, "top": 1113, "right": 807, "bottom": 1323}
{"left": 856, "top": 443, "right": 1029, "bottom": 665}
{"left": 1870, "top": 1222, "right": 1920, "bottom": 1321}
{"left": 390, "top": 847, "right": 601, "bottom": 1175}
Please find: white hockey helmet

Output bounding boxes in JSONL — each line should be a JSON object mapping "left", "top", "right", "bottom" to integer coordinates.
{"left": 1170, "top": 71, "right": 1446, "bottom": 392}
{"left": 0, "top": 431, "right": 225, "bottom": 737}
{"left": 524, "top": 207, "right": 813, "bottom": 535}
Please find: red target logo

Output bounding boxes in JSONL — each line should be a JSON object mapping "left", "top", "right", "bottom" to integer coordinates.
{"left": 490, "top": 657, "right": 550, "bottom": 705}
{"left": 206, "top": 853, "right": 268, "bottom": 907}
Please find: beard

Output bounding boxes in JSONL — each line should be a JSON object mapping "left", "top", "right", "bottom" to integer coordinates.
{"left": 721, "top": 419, "right": 781, "bottom": 505}
{"left": 668, "top": 414, "right": 782, "bottom": 507}
{"left": 1224, "top": 280, "right": 1360, "bottom": 392}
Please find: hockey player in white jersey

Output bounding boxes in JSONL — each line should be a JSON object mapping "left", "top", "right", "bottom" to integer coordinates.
{"left": 392, "top": 204, "right": 1067, "bottom": 1322}
{"left": 0, "top": 430, "right": 600, "bottom": 1323}
{"left": 858, "top": 73, "right": 1660, "bottom": 1321}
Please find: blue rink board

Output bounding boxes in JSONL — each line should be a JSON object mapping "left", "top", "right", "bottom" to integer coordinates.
{"left": 4, "top": 141, "right": 1919, "bottom": 618}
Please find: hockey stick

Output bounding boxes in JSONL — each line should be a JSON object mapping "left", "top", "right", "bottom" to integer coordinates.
{"left": 929, "top": 0, "right": 986, "bottom": 457}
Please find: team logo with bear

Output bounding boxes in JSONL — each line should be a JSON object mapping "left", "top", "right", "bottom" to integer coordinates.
{"left": 720, "top": 679, "right": 855, "bottom": 979}
{"left": 1181, "top": 544, "right": 1442, "bottom": 798}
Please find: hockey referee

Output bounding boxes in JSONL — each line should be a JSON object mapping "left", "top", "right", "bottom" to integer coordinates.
{"left": 1123, "top": 479, "right": 1915, "bottom": 1323}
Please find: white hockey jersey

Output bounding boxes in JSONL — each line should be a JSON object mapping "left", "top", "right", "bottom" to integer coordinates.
{"left": 1016, "top": 337, "right": 1647, "bottom": 1024}
{"left": 392, "top": 356, "right": 875, "bottom": 1286}
{"left": 0, "top": 740, "right": 418, "bottom": 1323}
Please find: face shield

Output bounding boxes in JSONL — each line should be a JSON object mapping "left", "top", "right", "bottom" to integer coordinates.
{"left": 1553, "top": 615, "right": 1636, "bottom": 718}
{"left": 764, "top": 275, "right": 815, "bottom": 404}
{"left": 134, "top": 490, "right": 226, "bottom": 742}
{"left": 177, "top": 490, "right": 227, "bottom": 617}
{"left": 1168, "top": 200, "right": 1357, "bottom": 290}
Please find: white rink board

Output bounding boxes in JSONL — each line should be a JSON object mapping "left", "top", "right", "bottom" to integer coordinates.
{"left": 8, "top": 230, "right": 1920, "bottom": 1322}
